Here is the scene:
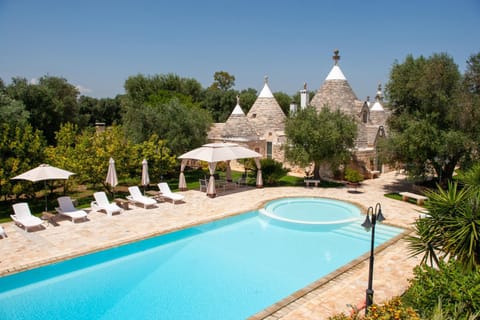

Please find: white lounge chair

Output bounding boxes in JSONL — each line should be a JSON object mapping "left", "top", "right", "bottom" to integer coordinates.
{"left": 158, "top": 182, "right": 185, "bottom": 204}
{"left": 56, "top": 196, "right": 88, "bottom": 222}
{"left": 11, "top": 203, "right": 44, "bottom": 231}
{"left": 91, "top": 192, "right": 122, "bottom": 216}
{"left": 127, "top": 186, "right": 157, "bottom": 208}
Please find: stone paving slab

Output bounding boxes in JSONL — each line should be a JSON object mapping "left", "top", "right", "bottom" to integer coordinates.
{"left": 0, "top": 172, "right": 423, "bottom": 319}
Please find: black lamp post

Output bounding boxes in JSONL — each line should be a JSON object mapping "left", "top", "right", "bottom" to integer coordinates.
{"left": 361, "top": 202, "right": 385, "bottom": 315}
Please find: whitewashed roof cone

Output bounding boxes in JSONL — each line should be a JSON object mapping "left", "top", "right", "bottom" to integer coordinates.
{"left": 247, "top": 76, "right": 286, "bottom": 135}
{"left": 310, "top": 49, "right": 360, "bottom": 115}
{"left": 222, "top": 96, "right": 259, "bottom": 140}
{"left": 258, "top": 76, "right": 274, "bottom": 98}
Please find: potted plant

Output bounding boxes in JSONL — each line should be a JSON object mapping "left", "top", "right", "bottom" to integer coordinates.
{"left": 344, "top": 168, "right": 364, "bottom": 191}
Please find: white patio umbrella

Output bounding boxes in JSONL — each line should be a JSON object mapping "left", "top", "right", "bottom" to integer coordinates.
{"left": 11, "top": 164, "right": 75, "bottom": 212}
{"left": 105, "top": 157, "right": 118, "bottom": 198}
{"left": 179, "top": 143, "right": 262, "bottom": 197}
{"left": 141, "top": 159, "right": 150, "bottom": 194}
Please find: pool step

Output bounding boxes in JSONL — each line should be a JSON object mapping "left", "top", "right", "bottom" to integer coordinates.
{"left": 333, "top": 224, "right": 401, "bottom": 244}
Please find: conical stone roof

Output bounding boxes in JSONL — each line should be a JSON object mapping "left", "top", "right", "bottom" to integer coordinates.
{"left": 246, "top": 77, "right": 286, "bottom": 136}
{"left": 221, "top": 97, "right": 259, "bottom": 140}
{"left": 310, "top": 51, "right": 359, "bottom": 115}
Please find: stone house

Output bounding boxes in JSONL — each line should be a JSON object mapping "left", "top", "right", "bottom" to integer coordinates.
{"left": 309, "top": 50, "right": 389, "bottom": 178}
{"left": 208, "top": 50, "right": 389, "bottom": 178}
{"left": 208, "top": 77, "right": 287, "bottom": 166}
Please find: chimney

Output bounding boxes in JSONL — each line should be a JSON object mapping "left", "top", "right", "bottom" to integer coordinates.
{"left": 300, "top": 82, "right": 308, "bottom": 109}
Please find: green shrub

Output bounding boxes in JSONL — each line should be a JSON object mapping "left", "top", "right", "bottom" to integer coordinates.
{"left": 344, "top": 168, "right": 364, "bottom": 184}
{"left": 253, "top": 158, "right": 289, "bottom": 185}
{"left": 401, "top": 260, "right": 480, "bottom": 319}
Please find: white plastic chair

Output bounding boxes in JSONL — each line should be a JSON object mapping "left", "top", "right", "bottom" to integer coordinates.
{"left": 91, "top": 192, "right": 122, "bottom": 217}
{"left": 11, "top": 203, "right": 44, "bottom": 231}
{"left": 158, "top": 182, "right": 185, "bottom": 204}
{"left": 127, "top": 186, "right": 157, "bottom": 208}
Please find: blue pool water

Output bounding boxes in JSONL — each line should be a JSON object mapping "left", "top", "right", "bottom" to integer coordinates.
{"left": 0, "top": 200, "right": 403, "bottom": 319}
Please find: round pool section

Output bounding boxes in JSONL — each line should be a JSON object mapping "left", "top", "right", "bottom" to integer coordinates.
{"left": 260, "top": 197, "right": 362, "bottom": 227}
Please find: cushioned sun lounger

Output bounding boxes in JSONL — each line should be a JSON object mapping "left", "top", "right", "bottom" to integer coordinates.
{"left": 56, "top": 196, "right": 88, "bottom": 222}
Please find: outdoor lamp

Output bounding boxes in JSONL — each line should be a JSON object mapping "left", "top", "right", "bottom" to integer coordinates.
{"left": 361, "top": 202, "right": 386, "bottom": 315}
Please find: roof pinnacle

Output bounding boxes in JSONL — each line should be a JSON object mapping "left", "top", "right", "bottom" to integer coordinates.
{"left": 376, "top": 83, "right": 383, "bottom": 101}
{"left": 332, "top": 49, "right": 340, "bottom": 65}
{"left": 264, "top": 75, "right": 269, "bottom": 84}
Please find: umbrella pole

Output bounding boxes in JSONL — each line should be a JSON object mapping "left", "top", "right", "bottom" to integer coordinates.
{"left": 44, "top": 180, "right": 48, "bottom": 212}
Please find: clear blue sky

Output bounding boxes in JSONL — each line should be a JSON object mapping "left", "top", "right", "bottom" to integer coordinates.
{"left": 1, "top": 0, "right": 479, "bottom": 100}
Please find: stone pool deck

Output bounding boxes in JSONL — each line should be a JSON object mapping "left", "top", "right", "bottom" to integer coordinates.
{"left": 0, "top": 171, "right": 422, "bottom": 319}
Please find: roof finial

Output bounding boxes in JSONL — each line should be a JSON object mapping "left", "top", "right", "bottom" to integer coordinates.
{"left": 333, "top": 49, "right": 340, "bottom": 65}
{"left": 303, "top": 82, "right": 307, "bottom": 90}
{"left": 376, "top": 83, "right": 382, "bottom": 101}
{"left": 264, "top": 75, "right": 269, "bottom": 84}
{"left": 236, "top": 95, "right": 240, "bottom": 105}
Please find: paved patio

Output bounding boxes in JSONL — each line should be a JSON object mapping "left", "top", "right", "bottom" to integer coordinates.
{"left": 0, "top": 171, "right": 423, "bottom": 319}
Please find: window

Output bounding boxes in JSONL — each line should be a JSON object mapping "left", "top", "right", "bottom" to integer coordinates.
{"left": 267, "top": 142, "right": 272, "bottom": 159}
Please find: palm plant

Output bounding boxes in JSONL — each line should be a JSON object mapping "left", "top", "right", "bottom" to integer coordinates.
{"left": 407, "top": 179, "right": 480, "bottom": 270}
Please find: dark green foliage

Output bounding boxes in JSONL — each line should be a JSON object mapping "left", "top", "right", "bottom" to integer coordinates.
{"left": 0, "top": 92, "right": 30, "bottom": 126}
{"left": 383, "top": 52, "right": 480, "bottom": 185}
{"left": 78, "top": 95, "right": 123, "bottom": 127}
{"left": 273, "top": 91, "right": 291, "bottom": 115}
{"left": 253, "top": 158, "right": 289, "bottom": 185}
{"left": 209, "top": 71, "right": 235, "bottom": 91}
{"left": 5, "top": 76, "right": 81, "bottom": 144}
{"left": 284, "top": 106, "right": 357, "bottom": 179}
{"left": 202, "top": 87, "right": 238, "bottom": 122}
{"left": 408, "top": 179, "right": 480, "bottom": 270}
{"left": 238, "top": 88, "right": 257, "bottom": 113}
{"left": 402, "top": 260, "right": 480, "bottom": 319}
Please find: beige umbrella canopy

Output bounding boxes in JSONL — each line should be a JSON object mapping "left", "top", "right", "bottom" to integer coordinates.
{"left": 105, "top": 157, "right": 118, "bottom": 197}
{"left": 11, "top": 164, "right": 75, "bottom": 211}
{"left": 178, "top": 143, "right": 262, "bottom": 197}
{"left": 141, "top": 159, "right": 150, "bottom": 194}
{"left": 179, "top": 143, "right": 261, "bottom": 163}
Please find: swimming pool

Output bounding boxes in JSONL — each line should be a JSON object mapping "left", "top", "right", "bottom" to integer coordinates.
{"left": 0, "top": 200, "right": 403, "bottom": 319}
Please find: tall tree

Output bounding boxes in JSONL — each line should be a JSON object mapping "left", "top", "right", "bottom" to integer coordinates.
{"left": 124, "top": 73, "right": 203, "bottom": 105}
{"left": 209, "top": 71, "right": 235, "bottom": 91}
{"left": 284, "top": 106, "right": 357, "bottom": 179}
{"left": 78, "top": 95, "right": 123, "bottom": 126}
{"left": 0, "top": 93, "right": 30, "bottom": 126}
{"left": 0, "top": 123, "right": 46, "bottom": 199}
{"left": 6, "top": 76, "right": 80, "bottom": 144}
{"left": 273, "top": 91, "right": 292, "bottom": 115}
{"left": 238, "top": 88, "right": 257, "bottom": 113}
{"left": 383, "top": 53, "right": 476, "bottom": 184}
